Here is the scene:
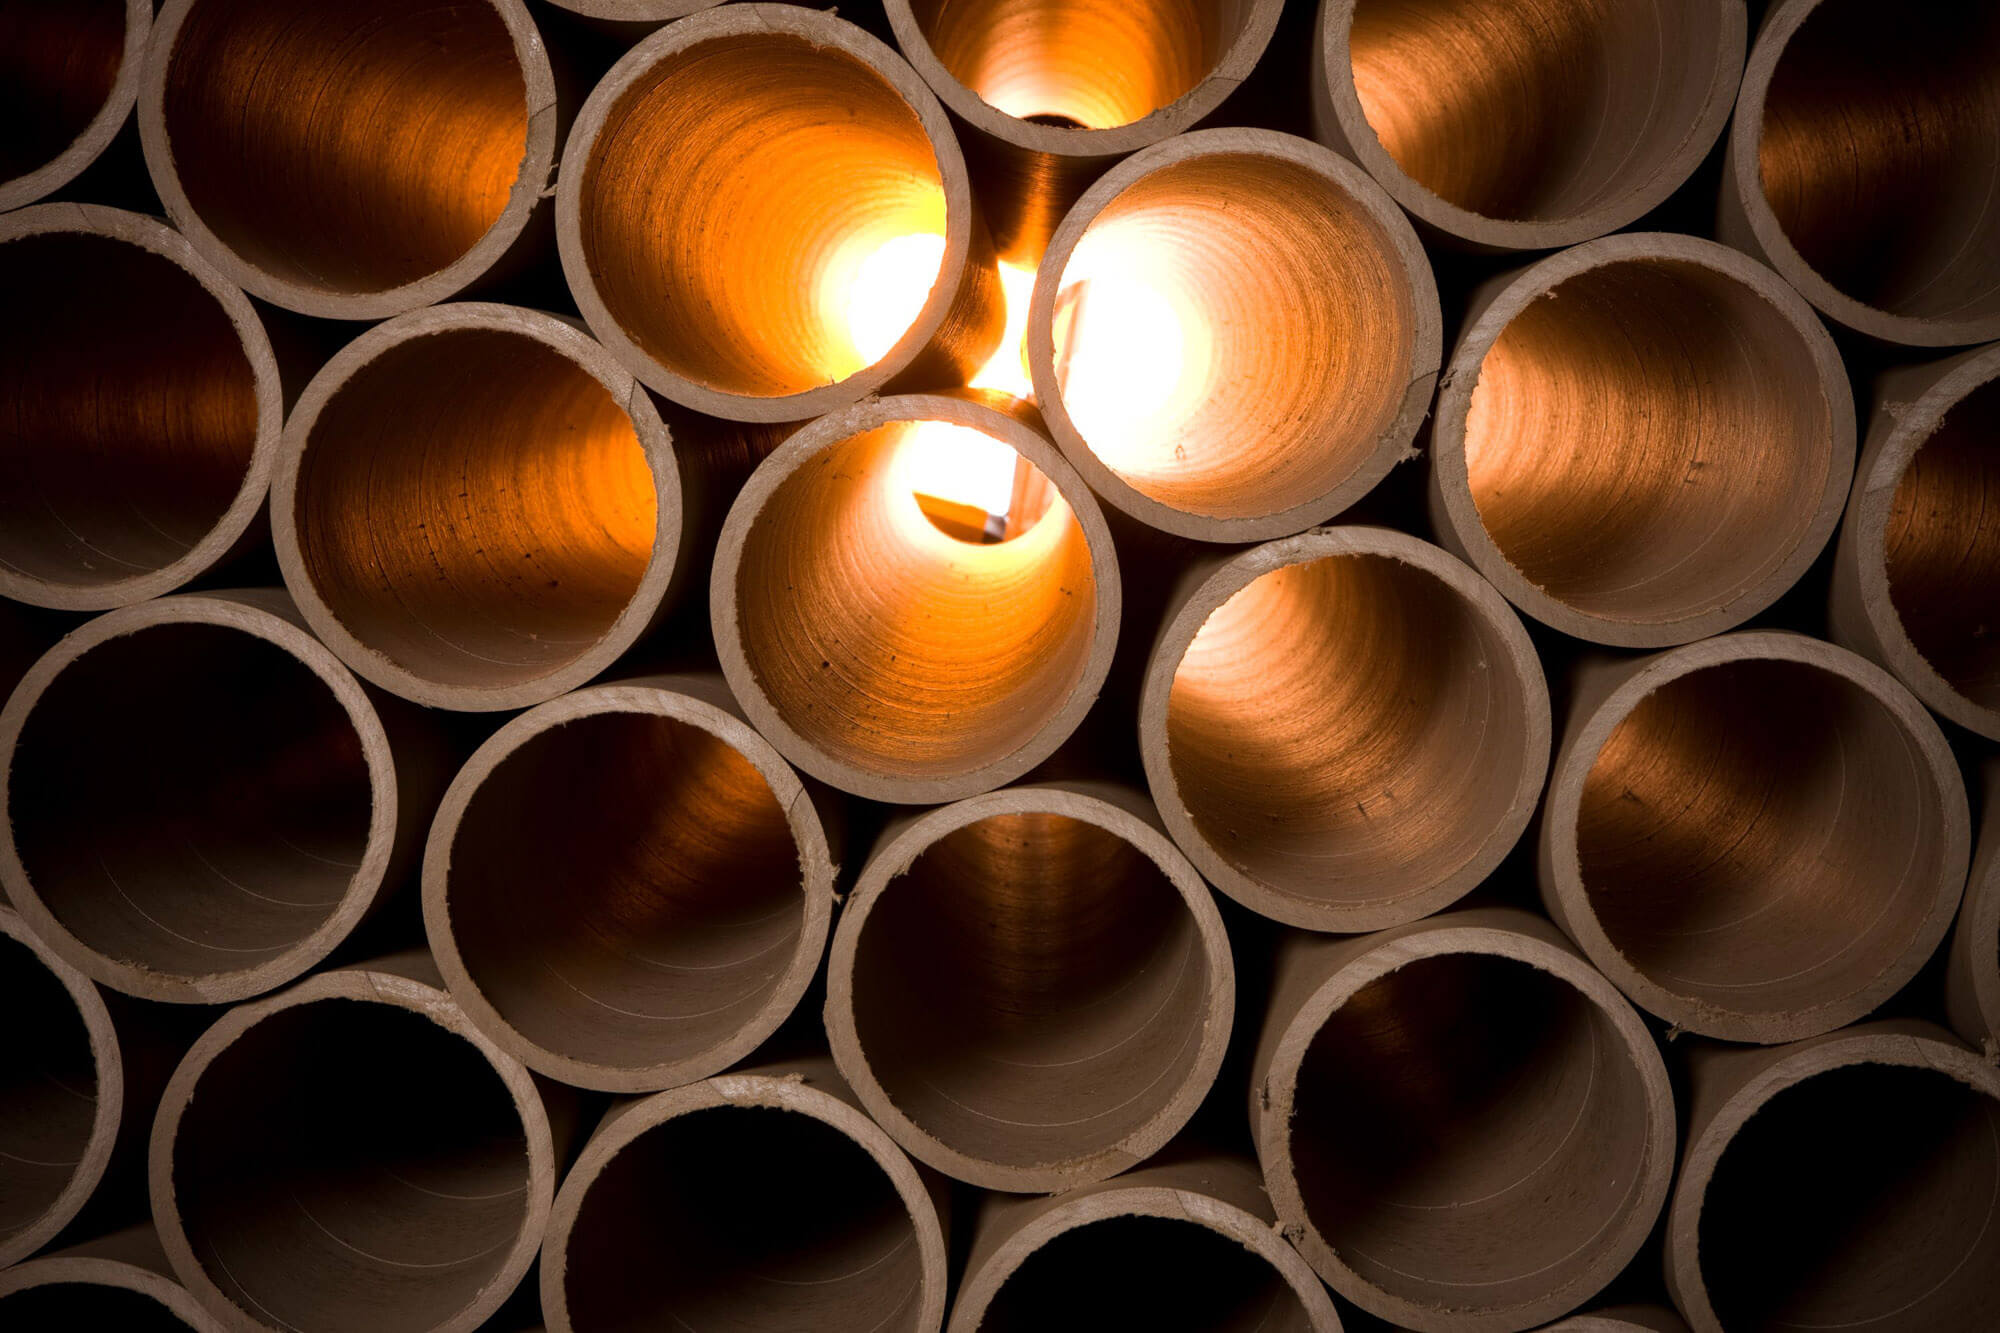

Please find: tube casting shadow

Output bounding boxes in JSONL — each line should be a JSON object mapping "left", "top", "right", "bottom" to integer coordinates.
{"left": 1947, "top": 760, "right": 2000, "bottom": 1050}
{"left": 0, "top": 0, "right": 150, "bottom": 211}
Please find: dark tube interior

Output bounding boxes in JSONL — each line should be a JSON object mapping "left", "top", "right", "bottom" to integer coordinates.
{"left": 0, "top": 932, "right": 99, "bottom": 1251}
{"left": 0, "top": 0, "right": 128, "bottom": 185}
{"left": 0, "top": 1284, "right": 193, "bottom": 1332}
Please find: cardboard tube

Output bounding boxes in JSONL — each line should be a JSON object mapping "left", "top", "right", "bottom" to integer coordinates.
{"left": 1140, "top": 527, "right": 1549, "bottom": 932}
{"left": 1431, "top": 232, "right": 1854, "bottom": 648}
{"left": 1665, "top": 1021, "right": 2000, "bottom": 1332}
{"left": 1315, "top": 0, "right": 1744, "bottom": 251}
{"left": 1252, "top": 908, "right": 1675, "bottom": 1332}
{"left": 1947, "top": 759, "right": 2000, "bottom": 1052}
{"left": 1722, "top": 0, "right": 2000, "bottom": 347}
{"left": 557, "top": 4, "right": 1004, "bottom": 422}
{"left": 1027, "top": 127, "right": 1440, "bottom": 543}
{"left": 423, "top": 674, "right": 840, "bottom": 1092}
{"left": 0, "top": 205, "right": 281, "bottom": 613}
{"left": 0, "top": 591, "right": 444, "bottom": 1005}
{"left": 1541, "top": 630, "right": 1970, "bottom": 1043}
{"left": 150, "top": 953, "right": 563, "bottom": 1333}
{"left": 1544, "top": 1310, "right": 1689, "bottom": 1333}
{"left": 0, "top": 1224, "right": 222, "bottom": 1331}
{"left": 271, "top": 303, "right": 679, "bottom": 712}
{"left": 539, "top": 0, "right": 719, "bottom": 34}
{"left": 540, "top": 1058, "right": 949, "bottom": 1333}
{"left": 1831, "top": 342, "right": 2000, "bottom": 739}
{"left": 881, "top": 0, "right": 1284, "bottom": 263}
{"left": 825, "top": 782, "right": 1233, "bottom": 1192}
{"left": 0, "top": 0, "right": 150, "bottom": 211}
{"left": 947, "top": 1151, "right": 1340, "bottom": 1332}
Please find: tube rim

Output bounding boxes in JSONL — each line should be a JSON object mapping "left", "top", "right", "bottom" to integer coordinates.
{"left": 0, "top": 1254, "right": 223, "bottom": 1332}
{"left": 0, "top": 0, "right": 152, "bottom": 212}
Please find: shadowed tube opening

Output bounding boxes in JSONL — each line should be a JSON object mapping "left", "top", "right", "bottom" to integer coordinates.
{"left": 0, "top": 1284, "right": 192, "bottom": 1331}
{"left": 1577, "top": 658, "right": 1952, "bottom": 1018}
{"left": 171, "top": 999, "right": 532, "bottom": 1333}
{"left": 1699, "top": 1063, "right": 2000, "bottom": 1331}
{"left": 851, "top": 813, "right": 1210, "bottom": 1171}
{"left": 0, "top": 1, "right": 128, "bottom": 186}
{"left": 1464, "top": 258, "right": 1833, "bottom": 626}
{"left": 0, "top": 231, "right": 258, "bottom": 598}
{"left": 0, "top": 933, "right": 99, "bottom": 1253}
{"left": 1758, "top": 1, "right": 2000, "bottom": 325}
{"left": 157, "top": 0, "right": 531, "bottom": 297}
{"left": 294, "top": 327, "right": 658, "bottom": 697}
{"left": 563, "top": 1106, "right": 926, "bottom": 1332}
{"left": 1290, "top": 952, "right": 1654, "bottom": 1314}
{"left": 9, "top": 623, "right": 373, "bottom": 983}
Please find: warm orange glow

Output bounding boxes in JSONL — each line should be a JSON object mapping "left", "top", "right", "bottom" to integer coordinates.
{"left": 843, "top": 231, "right": 948, "bottom": 368}
{"left": 898, "top": 423, "right": 1024, "bottom": 532}
{"left": 969, "top": 261, "right": 1038, "bottom": 399}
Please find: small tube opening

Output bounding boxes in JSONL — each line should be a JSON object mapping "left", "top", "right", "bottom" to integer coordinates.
{"left": 0, "top": 1, "right": 128, "bottom": 187}
{"left": 0, "top": 1284, "right": 190, "bottom": 1332}
{"left": 0, "top": 934, "right": 99, "bottom": 1252}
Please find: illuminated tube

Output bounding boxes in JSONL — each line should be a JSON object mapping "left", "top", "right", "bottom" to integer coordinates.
{"left": 946, "top": 1153, "right": 1339, "bottom": 1332}
{"left": 1540, "top": 631, "right": 1970, "bottom": 1043}
{"left": 825, "top": 783, "right": 1234, "bottom": 1192}
{"left": 1665, "top": 1022, "right": 2000, "bottom": 1333}
{"left": 1432, "top": 233, "right": 1854, "bottom": 647}
{"left": 1141, "top": 527, "right": 1549, "bottom": 933}
{"left": 423, "top": 674, "right": 839, "bottom": 1093}
{"left": 151, "top": 955, "right": 563, "bottom": 1333}
{"left": 1029, "top": 128, "right": 1440, "bottom": 543}
{"left": 882, "top": 0, "right": 1284, "bottom": 263}
{"left": 1316, "top": 0, "right": 1745, "bottom": 251}
{"left": 540, "top": 1058, "right": 949, "bottom": 1333}
{"left": 1831, "top": 342, "right": 2000, "bottom": 740}
{"left": 0, "top": 206, "right": 281, "bottom": 613}
{"left": 713, "top": 392, "right": 1118, "bottom": 804}
{"left": 1946, "top": 759, "right": 2000, "bottom": 1050}
{"left": 1252, "top": 909, "right": 1675, "bottom": 1332}
{"left": 0, "top": 1226, "right": 221, "bottom": 1332}
{"left": 0, "top": 592, "right": 444, "bottom": 1005}
{"left": 273, "top": 304, "right": 679, "bottom": 713}
{"left": 559, "top": 4, "right": 1004, "bottom": 423}
{"left": 0, "top": 0, "right": 150, "bottom": 211}
{"left": 1724, "top": 0, "right": 2000, "bottom": 347}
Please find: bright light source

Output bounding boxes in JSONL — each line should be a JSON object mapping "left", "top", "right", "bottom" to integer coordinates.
{"left": 969, "top": 261, "right": 1038, "bottom": 400}
{"left": 898, "top": 422, "right": 1024, "bottom": 525}
{"left": 845, "top": 232, "right": 947, "bottom": 366}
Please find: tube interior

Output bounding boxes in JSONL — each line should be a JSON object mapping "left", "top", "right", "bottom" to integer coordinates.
{"left": 0, "top": 1285, "right": 192, "bottom": 1332}
{"left": 1759, "top": 0, "right": 2000, "bottom": 324}
{"left": 564, "top": 1105, "right": 925, "bottom": 1333}
{"left": 1886, "top": 375, "right": 2000, "bottom": 711}
{"left": 579, "top": 31, "right": 948, "bottom": 398}
{"left": 851, "top": 812, "right": 1210, "bottom": 1168}
{"left": 0, "top": 933, "right": 98, "bottom": 1250}
{"left": 1464, "top": 258, "right": 1833, "bottom": 625}
{"left": 1576, "top": 658, "right": 1952, "bottom": 1016}
{"left": 1289, "top": 952, "right": 1652, "bottom": 1310}
{"left": 295, "top": 327, "right": 657, "bottom": 694}
{"left": 160, "top": 0, "right": 530, "bottom": 296}
{"left": 1348, "top": 0, "right": 1730, "bottom": 222}
{"left": 1699, "top": 1062, "right": 2000, "bottom": 1331}
{"left": 447, "top": 711, "right": 805, "bottom": 1072}
{"left": 735, "top": 423, "right": 1096, "bottom": 779}
{"left": 9, "top": 623, "right": 374, "bottom": 980}
{"left": 0, "top": 0, "right": 127, "bottom": 185}
{"left": 172, "top": 998, "right": 531, "bottom": 1333}
{"left": 981, "top": 1215, "right": 1313, "bottom": 1333}
{"left": 0, "top": 232, "right": 258, "bottom": 595}
{"left": 1167, "top": 553, "right": 1532, "bottom": 909}
{"left": 1051, "top": 152, "right": 1415, "bottom": 519}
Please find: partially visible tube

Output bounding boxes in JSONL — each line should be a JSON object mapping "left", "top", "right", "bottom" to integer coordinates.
{"left": 0, "top": 1224, "right": 222, "bottom": 1332}
{"left": 1946, "top": 759, "right": 2000, "bottom": 1051}
{"left": 0, "top": 0, "right": 150, "bottom": 211}
{"left": 1544, "top": 1309, "right": 1690, "bottom": 1333}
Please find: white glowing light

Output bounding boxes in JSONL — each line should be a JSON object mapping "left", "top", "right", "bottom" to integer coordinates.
{"left": 969, "top": 261, "right": 1039, "bottom": 401}
{"left": 1054, "top": 265, "right": 1189, "bottom": 439}
{"left": 845, "top": 232, "right": 947, "bottom": 366}
{"left": 898, "top": 422, "right": 1023, "bottom": 522}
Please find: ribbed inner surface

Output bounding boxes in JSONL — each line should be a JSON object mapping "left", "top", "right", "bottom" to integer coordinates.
{"left": 579, "top": 32, "right": 947, "bottom": 398}
{"left": 1577, "top": 659, "right": 1950, "bottom": 1016}
{"left": 735, "top": 423, "right": 1096, "bottom": 778}
{"left": 296, "top": 328, "right": 657, "bottom": 693}
{"left": 851, "top": 812, "right": 1209, "bottom": 1168}
{"left": 0, "top": 232, "right": 258, "bottom": 593}
{"left": 0, "top": 934, "right": 97, "bottom": 1248}
{"left": 448, "top": 711, "right": 804, "bottom": 1072}
{"left": 564, "top": 1106, "right": 924, "bottom": 1333}
{"left": 981, "top": 1215, "right": 1312, "bottom": 1333}
{"left": 1759, "top": 0, "right": 2000, "bottom": 323}
{"left": 1290, "top": 953, "right": 1651, "bottom": 1310}
{"left": 1349, "top": 0, "right": 1728, "bottom": 221}
{"left": 0, "top": 0, "right": 127, "bottom": 182}
{"left": 173, "top": 999, "right": 531, "bottom": 1333}
{"left": 1701, "top": 1063, "right": 2000, "bottom": 1331}
{"left": 1167, "top": 554, "right": 1530, "bottom": 909}
{"left": 1886, "top": 375, "right": 2000, "bottom": 710}
{"left": 161, "top": 0, "right": 529, "bottom": 295}
{"left": 1051, "top": 153, "right": 1414, "bottom": 519}
{"left": 0, "top": 1285, "right": 191, "bottom": 1332}
{"left": 1464, "top": 258, "right": 1832, "bottom": 625}
{"left": 9, "top": 624, "right": 373, "bottom": 979}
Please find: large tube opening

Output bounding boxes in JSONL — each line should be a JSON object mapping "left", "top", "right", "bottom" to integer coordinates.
{"left": 0, "top": 932, "right": 100, "bottom": 1256}
{"left": 0, "top": 1, "right": 129, "bottom": 188}
{"left": 0, "top": 1284, "right": 191, "bottom": 1332}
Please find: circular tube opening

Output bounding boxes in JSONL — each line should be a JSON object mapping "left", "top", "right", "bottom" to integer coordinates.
{"left": 0, "top": 210, "right": 278, "bottom": 612}
{"left": 1033, "top": 133, "right": 1437, "bottom": 539}
{"left": 146, "top": 0, "right": 549, "bottom": 316}
{"left": 0, "top": 1283, "right": 195, "bottom": 1332}
{"left": 0, "top": 0, "right": 146, "bottom": 210}
{"left": 1149, "top": 533, "right": 1547, "bottom": 931}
